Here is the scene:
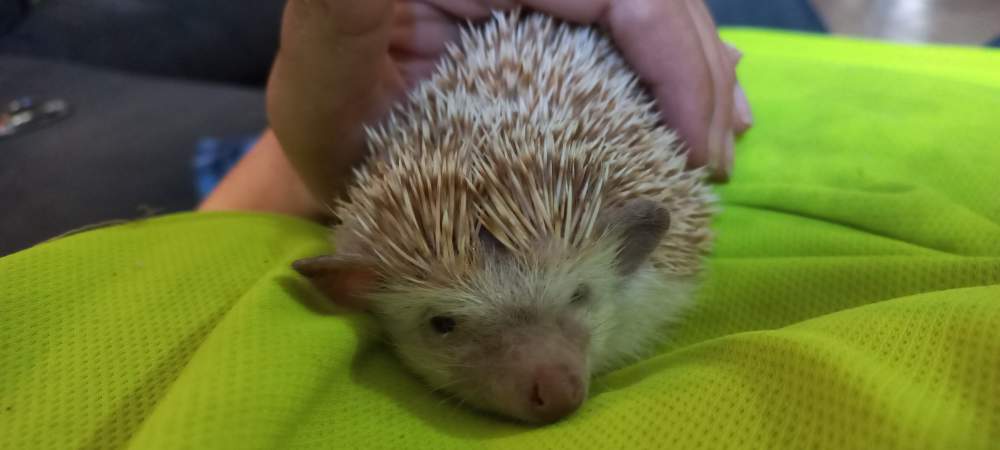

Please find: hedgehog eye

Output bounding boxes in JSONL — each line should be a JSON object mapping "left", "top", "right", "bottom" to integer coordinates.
{"left": 570, "top": 284, "right": 590, "bottom": 305}
{"left": 430, "top": 316, "right": 456, "bottom": 334}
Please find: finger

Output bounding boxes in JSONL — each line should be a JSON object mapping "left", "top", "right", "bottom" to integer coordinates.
{"left": 724, "top": 42, "right": 742, "bottom": 64}
{"left": 684, "top": 0, "right": 737, "bottom": 180}
{"left": 733, "top": 83, "right": 752, "bottom": 134}
{"left": 393, "top": 2, "right": 461, "bottom": 59}
{"left": 602, "top": 0, "right": 716, "bottom": 170}
{"left": 392, "top": 2, "right": 462, "bottom": 87}
{"left": 418, "top": 0, "right": 502, "bottom": 19}
{"left": 273, "top": 0, "right": 395, "bottom": 111}
{"left": 724, "top": 41, "right": 753, "bottom": 134}
{"left": 267, "top": 0, "right": 396, "bottom": 203}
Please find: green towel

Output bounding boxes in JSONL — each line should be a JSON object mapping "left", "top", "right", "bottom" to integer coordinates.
{"left": 2, "top": 29, "right": 999, "bottom": 449}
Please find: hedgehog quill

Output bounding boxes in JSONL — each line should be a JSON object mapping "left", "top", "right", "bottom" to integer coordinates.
{"left": 293, "top": 10, "right": 717, "bottom": 424}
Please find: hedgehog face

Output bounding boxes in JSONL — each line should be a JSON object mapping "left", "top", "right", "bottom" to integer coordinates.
{"left": 356, "top": 198, "right": 677, "bottom": 424}
{"left": 292, "top": 199, "right": 680, "bottom": 424}
{"left": 370, "top": 242, "right": 620, "bottom": 424}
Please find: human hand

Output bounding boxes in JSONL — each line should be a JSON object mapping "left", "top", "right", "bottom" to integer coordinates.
{"left": 266, "top": 0, "right": 752, "bottom": 212}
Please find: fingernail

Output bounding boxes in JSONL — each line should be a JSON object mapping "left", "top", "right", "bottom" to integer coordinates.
{"left": 728, "top": 132, "right": 735, "bottom": 172}
{"left": 708, "top": 130, "right": 734, "bottom": 181}
{"left": 735, "top": 85, "right": 752, "bottom": 130}
{"left": 724, "top": 42, "right": 743, "bottom": 64}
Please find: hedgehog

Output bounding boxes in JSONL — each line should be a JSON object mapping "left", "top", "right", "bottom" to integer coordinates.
{"left": 293, "top": 10, "right": 716, "bottom": 424}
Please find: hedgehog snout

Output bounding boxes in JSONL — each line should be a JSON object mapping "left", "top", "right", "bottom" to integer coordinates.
{"left": 474, "top": 324, "right": 590, "bottom": 424}
{"left": 510, "top": 340, "right": 588, "bottom": 424}
{"left": 528, "top": 363, "right": 585, "bottom": 423}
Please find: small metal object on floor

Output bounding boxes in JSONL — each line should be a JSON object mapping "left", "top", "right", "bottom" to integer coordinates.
{"left": 0, "top": 96, "right": 72, "bottom": 140}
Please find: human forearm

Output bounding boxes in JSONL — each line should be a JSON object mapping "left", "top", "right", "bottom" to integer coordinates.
{"left": 197, "top": 129, "right": 327, "bottom": 221}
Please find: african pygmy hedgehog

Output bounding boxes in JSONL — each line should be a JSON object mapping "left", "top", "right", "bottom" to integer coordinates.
{"left": 294, "top": 9, "right": 716, "bottom": 424}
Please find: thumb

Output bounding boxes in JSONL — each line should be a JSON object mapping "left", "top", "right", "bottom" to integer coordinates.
{"left": 266, "top": 0, "right": 395, "bottom": 206}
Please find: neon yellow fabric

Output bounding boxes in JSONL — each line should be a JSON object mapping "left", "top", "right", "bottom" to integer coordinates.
{"left": 2, "top": 29, "right": 999, "bottom": 449}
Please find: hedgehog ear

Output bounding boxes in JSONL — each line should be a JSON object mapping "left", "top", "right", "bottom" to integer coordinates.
{"left": 600, "top": 198, "right": 671, "bottom": 275}
{"left": 478, "top": 226, "right": 511, "bottom": 255}
{"left": 292, "top": 255, "right": 379, "bottom": 311}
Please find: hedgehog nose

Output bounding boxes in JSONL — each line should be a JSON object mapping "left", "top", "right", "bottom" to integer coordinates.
{"left": 529, "top": 365, "right": 584, "bottom": 422}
